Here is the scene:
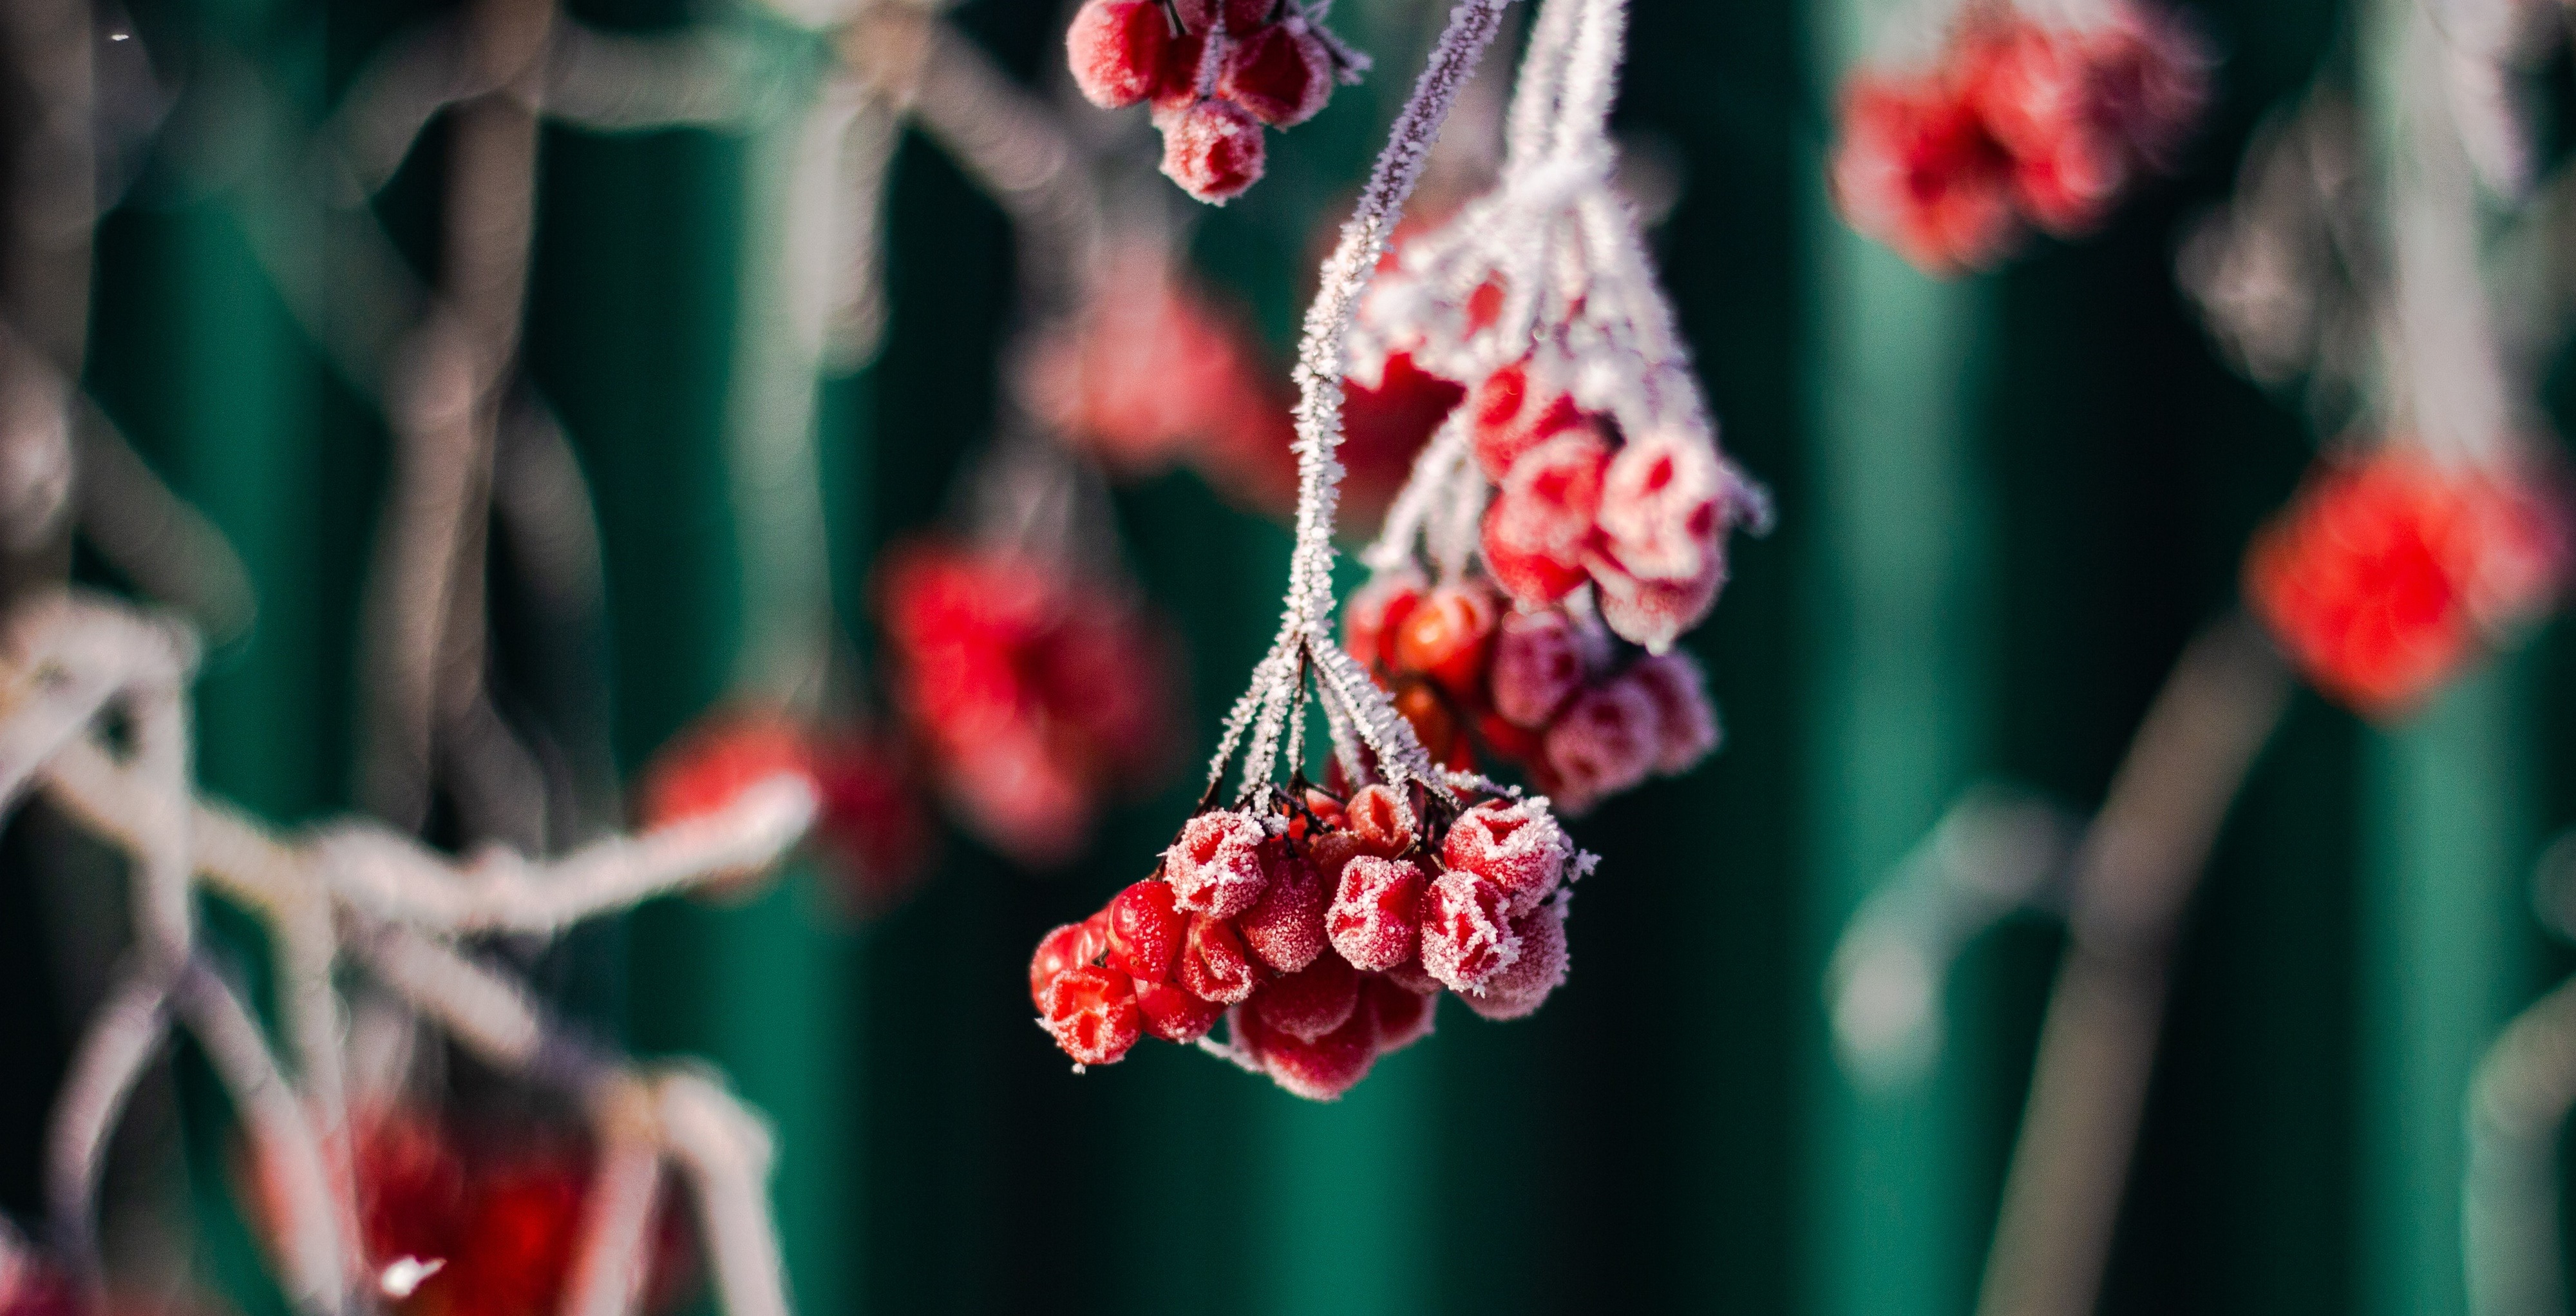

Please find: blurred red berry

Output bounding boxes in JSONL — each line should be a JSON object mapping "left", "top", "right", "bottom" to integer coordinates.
{"left": 1220, "top": 21, "right": 1332, "bottom": 127}
{"left": 1832, "top": 70, "right": 2021, "bottom": 274}
{"left": 1253, "top": 955, "right": 1362, "bottom": 1042}
{"left": 1623, "top": 650, "right": 1723, "bottom": 776}
{"left": 1484, "top": 430, "right": 1610, "bottom": 607}
{"left": 1344, "top": 571, "right": 1425, "bottom": 673}
{"left": 1068, "top": 0, "right": 1176, "bottom": 109}
{"left": 1238, "top": 1005, "right": 1378, "bottom": 1101}
{"left": 1392, "top": 582, "right": 1500, "bottom": 699}
{"left": 1467, "top": 363, "right": 1586, "bottom": 482}
{"left": 1157, "top": 98, "right": 1268, "bottom": 203}
{"left": 1544, "top": 679, "right": 1661, "bottom": 814}
{"left": 1490, "top": 608, "right": 1588, "bottom": 728}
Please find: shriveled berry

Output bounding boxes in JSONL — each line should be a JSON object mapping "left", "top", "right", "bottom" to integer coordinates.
{"left": 1391, "top": 582, "right": 1500, "bottom": 698}
{"left": 1443, "top": 797, "right": 1571, "bottom": 917}
{"left": 1179, "top": 913, "right": 1259, "bottom": 1004}
{"left": 1137, "top": 979, "right": 1227, "bottom": 1042}
{"left": 1461, "top": 898, "right": 1569, "bottom": 1021}
{"left": 1241, "top": 1007, "right": 1378, "bottom": 1101}
{"left": 1544, "top": 680, "right": 1660, "bottom": 814}
{"left": 1596, "top": 427, "right": 1727, "bottom": 584}
{"left": 1484, "top": 430, "right": 1610, "bottom": 607}
{"left": 1490, "top": 608, "right": 1588, "bottom": 727}
{"left": 1361, "top": 975, "right": 1437, "bottom": 1053}
{"left": 1157, "top": 98, "right": 1267, "bottom": 204}
{"left": 1624, "top": 651, "right": 1722, "bottom": 775}
{"left": 1328, "top": 855, "right": 1427, "bottom": 972}
{"left": 1218, "top": 22, "right": 1332, "bottom": 128}
{"left": 1240, "top": 839, "right": 1330, "bottom": 973}
{"left": 1041, "top": 965, "right": 1144, "bottom": 1065}
{"left": 1344, "top": 571, "right": 1425, "bottom": 672}
{"left": 1068, "top": 0, "right": 1175, "bottom": 110}
{"left": 1418, "top": 871, "right": 1519, "bottom": 993}
{"left": 1341, "top": 783, "right": 1416, "bottom": 857}
{"left": 1029, "top": 915, "right": 1112, "bottom": 1007}
{"left": 1106, "top": 880, "right": 1187, "bottom": 984}
{"left": 1166, "top": 810, "right": 1270, "bottom": 917}
{"left": 1467, "top": 363, "right": 1586, "bottom": 482}
{"left": 1253, "top": 955, "right": 1361, "bottom": 1042}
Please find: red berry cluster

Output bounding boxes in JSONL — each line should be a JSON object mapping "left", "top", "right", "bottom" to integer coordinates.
{"left": 1030, "top": 783, "right": 1578, "bottom": 1099}
{"left": 1067, "top": 0, "right": 1359, "bottom": 204}
{"left": 1346, "top": 575, "right": 1719, "bottom": 814}
{"left": 2244, "top": 450, "right": 2566, "bottom": 717}
{"left": 1831, "top": 2, "right": 2208, "bottom": 274}
{"left": 636, "top": 705, "right": 933, "bottom": 910}
{"left": 879, "top": 539, "right": 1183, "bottom": 867}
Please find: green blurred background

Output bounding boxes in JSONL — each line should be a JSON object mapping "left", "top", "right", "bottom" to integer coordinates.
{"left": 9, "top": 0, "right": 2567, "bottom": 1311}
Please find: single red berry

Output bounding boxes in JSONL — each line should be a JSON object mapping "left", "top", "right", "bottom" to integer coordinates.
{"left": 1623, "top": 651, "right": 1722, "bottom": 776}
{"left": 634, "top": 709, "right": 815, "bottom": 897}
{"left": 1253, "top": 954, "right": 1362, "bottom": 1042}
{"left": 1341, "top": 783, "right": 1417, "bottom": 858}
{"left": 1484, "top": 430, "right": 1611, "bottom": 607}
{"left": 1468, "top": 363, "right": 1586, "bottom": 482}
{"left": 1240, "top": 839, "right": 1330, "bottom": 973}
{"left": 1179, "top": 913, "right": 1260, "bottom": 1004}
{"left": 1218, "top": 21, "right": 1332, "bottom": 127}
{"left": 1041, "top": 964, "right": 1146, "bottom": 1065}
{"left": 1106, "top": 880, "right": 1188, "bottom": 984}
{"left": 1392, "top": 582, "right": 1501, "bottom": 699}
{"left": 1417, "top": 870, "right": 1519, "bottom": 993}
{"left": 1344, "top": 571, "right": 1425, "bottom": 673}
{"left": 1157, "top": 98, "right": 1267, "bottom": 204}
{"left": 1595, "top": 427, "right": 1727, "bottom": 586}
{"left": 1490, "top": 608, "right": 1589, "bottom": 728}
{"left": 1328, "top": 854, "right": 1427, "bottom": 972}
{"left": 1137, "top": 978, "right": 1228, "bottom": 1042}
{"left": 1165, "top": 809, "right": 1271, "bottom": 917}
{"left": 1831, "top": 69, "right": 2022, "bottom": 274}
{"left": 1965, "top": 20, "right": 2126, "bottom": 236}
{"left": 1239, "top": 1004, "right": 1378, "bottom": 1101}
{"left": 1443, "top": 797, "right": 1571, "bottom": 917}
{"left": 1068, "top": 0, "right": 1176, "bottom": 110}
{"left": 1361, "top": 973, "right": 1437, "bottom": 1053}
{"left": 1544, "top": 680, "right": 1660, "bottom": 814}
{"left": 1461, "top": 897, "right": 1570, "bottom": 1021}
{"left": 1590, "top": 551, "right": 1725, "bottom": 654}
{"left": 1030, "top": 916, "right": 1112, "bottom": 1008}
{"left": 444, "top": 1154, "right": 587, "bottom": 1316}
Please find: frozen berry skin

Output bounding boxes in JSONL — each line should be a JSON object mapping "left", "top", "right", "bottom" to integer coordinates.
{"left": 1041, "top": 965, "right": 1144, "bottom": 1065}
{"left": 1596, "top": 427, "right": 1726, "bottom": 584}
{"left": 1218, "top": 21, "right": 1332, "bottom": 127}
{"left": 1442, "top": 797, "right": 1571, "bottom": 917}
{"left": 1136, "top": 979, "right": 1227, "bottom": 1042}
{"left": 1417, "top": 870, "right": 1520, "bottom": 993}
{"left": 1165, "top": 810, "right": 1271, "bottom": 918}
{"left": 1341, "top": 784, "right": 1417, "bottom": 858}
{"left": 1344, "top": 571, "right": 1425, "bottom": 673}
{"left": 1157, "top": 98, "right": 1268, "bottom": 204}
{"left": 1391, "top": 582, "right": 1501, "bottom": 700}
{"left": 1624, "top": 650, "right": 1722, "bottom": 775}
{"left": 1106, "top": 880, "right": 1188, "bottom": 984}
{"left": 1590, "top": 549, "right": 1724, "bottom": 654}
{"left": 1179, "top": 913, "right": 1260, "bottom": 1004}
{"left": 1253, "top": 954, "right": 1362, "bottom": 1042}
{"left": 1544, "top": 679, "right": 1660, "bottom": 814}
{"left": 1240, "top": 1007, "right": 1378, "bottom": 1101}
{"left": 1029, "top": 916, "right": 1112, "bottom": 1007}
{"left": 1240, "top": 839, "right": 1330, "bottom": 973}
{"left": 1068, "top": 0, "right": 1175, "bottom": 110}
{"left": 1462, "top": 898, "right": 1569, "bottom": 1021}
{"left": 1490, "top": 608, "right": 1588, "bottom": 728}
{"left": 1361, "top": 975, "right": 1437, "bottom": 1053}
{"left": 1327, "top": 854, "right": 1428, "bottom": 972}
{"left": 1484, "top": 430, "right": 1611, "bottom": 607}
{"left": 1149, "top": 28, "right": 1214, "bottom": 111}
{"left": 1467, "top": 363, "right": 1586, "bottom": 482}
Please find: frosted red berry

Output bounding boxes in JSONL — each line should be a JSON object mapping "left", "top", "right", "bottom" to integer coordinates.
{"left": 1490, "top": 608, "right": 1588, "bottom": 728}
{"left": 1179, "top": 913, "right": 1260, "bottom": 1004}
{"left": 1068, "top": 0, "right": 1177, "bottom": 110}
{"left": 1254, "top": 955, "right": 1362, "bottom": 1042}
{"left": 1041, "top": 965, "right": 1144, "bottom": 1065}
{"left": 1442, "top": 797, "right": 1571, "bottom": 917}
{"left": 1327, "top": 854, "right": 1428, "bottom": 972}
{"left": 1136, "top": 979, "right": 1227, "bottom": 1042}
{"left": 1418, "top": 870, "right": 1519, "bottom": 993}
{"left": 1484, "top": 430, "right": 1611, "bottom": 607}
{"left": 1157, "top": 98, "right": 1268, "bottom": 204}
{"left": 1624, "top": 650, "right": 1722, "bottom": 775}
{"left": 1544, "top": 679, "right": 1661, "bottom": 814}
{"left": 1596, "top": 427, "right": 1727, "bottom": 585}
{"left": 1361, "top": 975, "right": 1437, "bottom": 1053}
{"left": 1240, "top": 839, "right": 1330, "bottom": 972}
{"left": 1165, "top": 809, "right": 1271, "bottom": 917}
{"left": 1461, "top": 898, "right": 1569, "bottom": 1022}
{"left": 1219, "top": 22, "right": 1332, "bottom": 128}
{"left": 1030, "top": 915, "right": 1112, "bottom": 1007}
{"left": 1240, "top": 1006, "right": 1378, "bottom": 1101}
{"left": 1341, "top": 784, "right": 1416, "bottom": 857}
{"left": 1106, "top": 880, "right": 1187, "bottom": 984}
{"left": 1590, "top": 547, "right": 1725, "bottom": 654}
{"left": 1391, "top": 581, "right": 1500, "bottom": 698}
{"left": 1468, "top": 363, "right": 1586, "bottom": 482}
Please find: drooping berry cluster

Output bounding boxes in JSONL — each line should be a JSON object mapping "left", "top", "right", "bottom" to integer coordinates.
{"left": 1345, "top": 575, "right": 1719, "bottom": 814}
{"left": 636, "top": 705, "right": 933, "bottom": 908}
{"left": 1067, "top": 0, "right": 1366, "bottom": 204}
{"left": 878, "top": 539, "right": 1183, "bottom": 866}
{"left": 2244, "top": 448, "right": 2566, "bottom": 716}
{"left": 1832, "top": 1, "right": 2209, "bottom": 274}
{"left": 1030, "top": 782, "right": 1585, "bottom": 1099}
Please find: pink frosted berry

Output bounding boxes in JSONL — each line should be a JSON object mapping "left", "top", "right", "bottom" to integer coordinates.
{"left": 1136, "top": 978, "right": 1227, "bottom": 1042}
{"left": 1106, "top": 880, "right": 1186, "bottom": 984}
{"left": 1442, "top": 797, "right": 1571, "bottom": 917}
{"left": 1490, "top": 608, "right": 1589, "bottom": 728}
{"left": 1362, "top": 975, "right": 1437, "bottom": 1053}
{"left": 1254, "top": 955, "right": 1361, "bottom": 1042}
{"left": 1327, "top": 854, "right": 1427, "bottom": 971}
{"left": 1068, "top": 0, "right": 1176, "bottom": 110}
{"left": 1157, "top": 99, "right": 1267, "bottom": 204}
{"left": 1342, "top": 784, "right": 1416, "bottom": 857}
{"left": 1180, "top": 913, "right": 1260, "bottom": 1004}
{"left": 1484, "top": 430, "right": 1610, "bottom": 607}
{"left": 1596, "top": 427, "right": 1726, "bottom": 584}
{"left": 1028, "top": 915, "right": 1110, "bottom": 1008}
{"left": 1544, "top": 680, "right": 1660, "bottom": 814}
{"left": 1461, "top": 897, "right": 1569, "bottom": 1021}
{"left": 1166, "top": 810, "right": 1269, "bottom": 917}
{"left": 1242, "top": 1007, "right": 1378, "bottom": 1101}
{"left": 1239, "top": 839, "right": 1330, "bottom": 973}
{"left": 1624, "top": 650, "right": 1721, "bottom": 776}
{"left": 1590, "top": 551, "right": 1724, "bottom": 653}
{"left": 1417, "top": 870, "right": 1520, "bottom": 993}
{"left": 1468, "top": 363, "right": 1586, "bottom": 482}
{"left": 1041, "top": 964, "right": 1143, "bottom": 1065}
{"left": 1218, "top": 22, "right": 1332, "bottom": 128}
